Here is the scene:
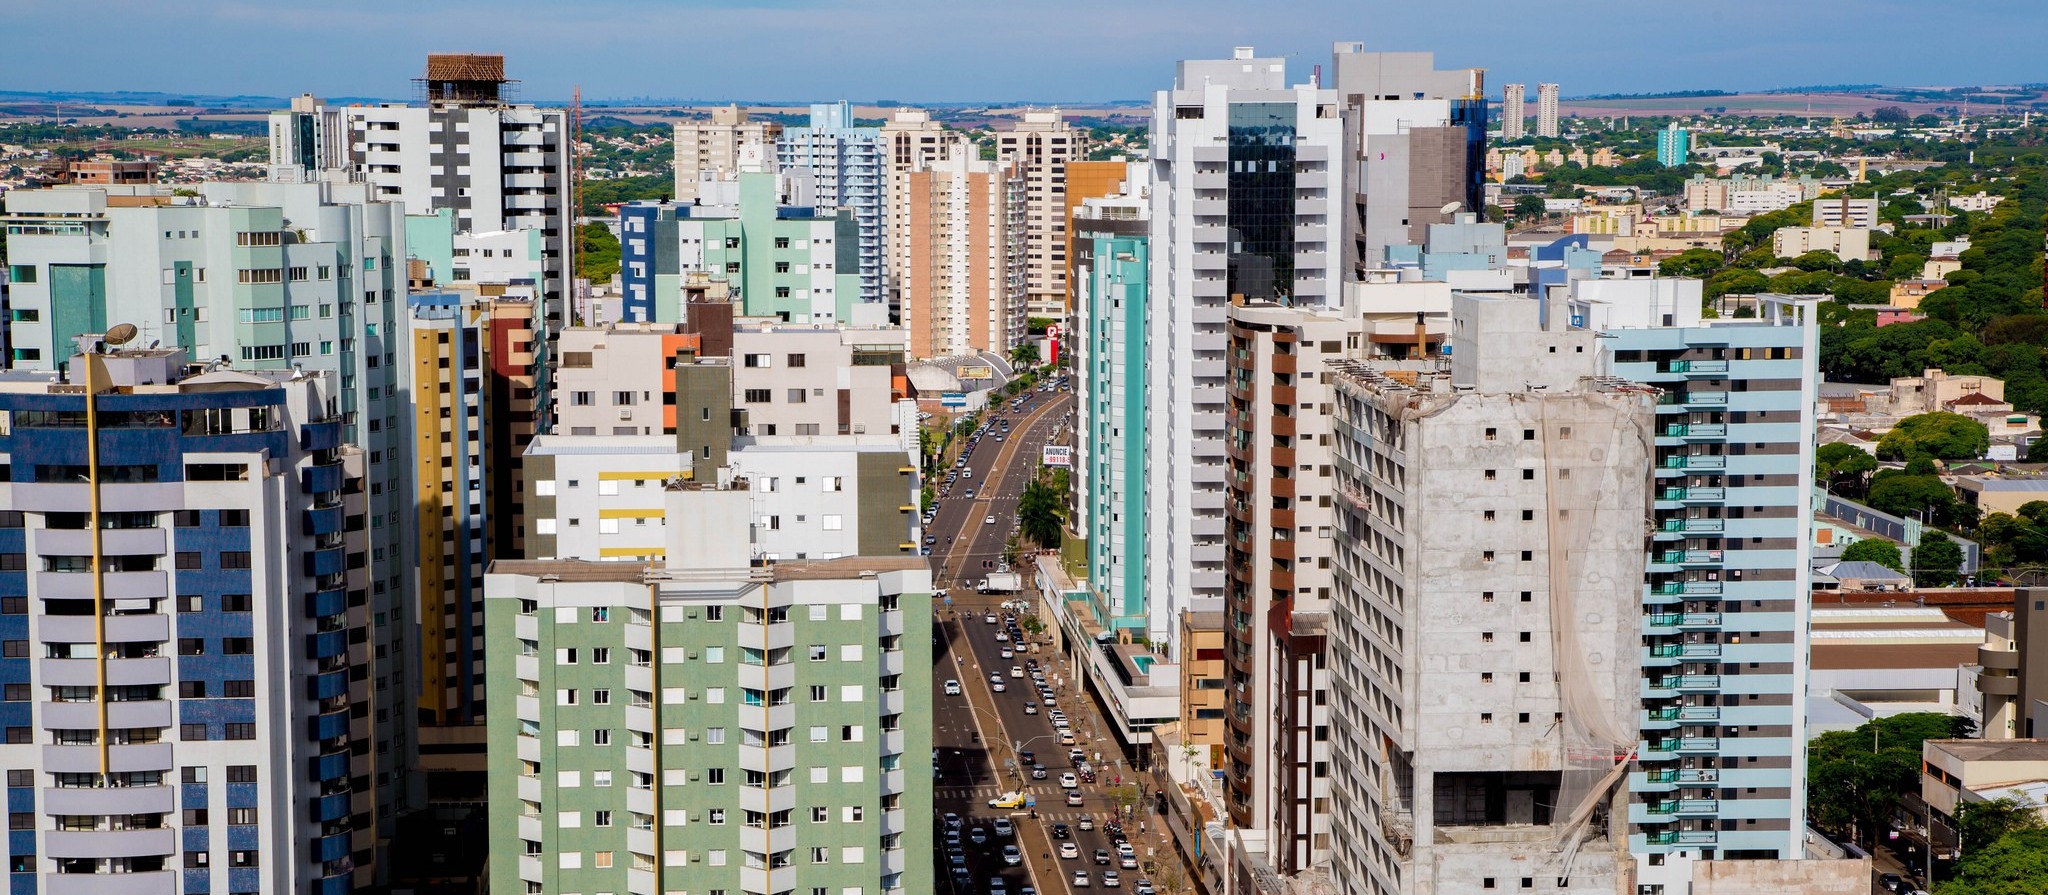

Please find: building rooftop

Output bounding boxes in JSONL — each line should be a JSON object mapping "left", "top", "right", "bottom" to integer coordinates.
{"left": 1927, "top": 739, "right": 2048, "bottom": 763}
{"left": 766, "top": 555, "right": 932, "bottom": 581}
{"left": 486, "top": 559, "right": 653, "bottom": 583}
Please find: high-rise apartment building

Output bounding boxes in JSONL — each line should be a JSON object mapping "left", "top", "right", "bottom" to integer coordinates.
{"left": 1536, "top": 82, "right": 1561, "bottom": 138}
{"left": 997, "top": 110, "right": 1085, "bottom": 318}
{"left": 1147, "top": 46, "right": 1344, "bottom": 648}
{"left": 1221, "top": 301, "right": 1355, "bottom": 878}
{"left": 484, "top": 492, "right": 932, "bottom": 895}
{"left": 898, "top": 153, "right": 1027, "bottom": 359}
{"left": 1568, "top": 288, "right": 1820, "bottom": 892}
{"left": 0, "top": 344, "right": 381, "bottom": 895}
{"left": 879, "top": 110, "right": 971, "bottom": 314}
{"left": 0, "top": 181, "right": 421, "bottom": 850}
{"left": 279, "top": 55, "right": 573, "bottom": 353}
{"left": 1070, "top": 166, "right": 1150, "bottom": 639}
{"left": 1657, "top": 123, "right": 1690, "bottom": 168}
{"left": 1325, "top": 293, "right": 1654, "bottom": 895}
{"left": 674, "top": 105, "right": 784, "bottom": 203}
{"left": 618, "top": 171, "right": 865, "bottom": 325}
{"left": 777, "top": 102, "right": 887, "bottom": 305}
{"left": 1501, "top": 83, "right": 1526, "bottom": 140}
{"left": 1329, "top": 44, "right": 1489, "bottom": 277}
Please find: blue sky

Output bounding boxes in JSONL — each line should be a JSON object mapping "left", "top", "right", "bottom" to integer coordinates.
{"left": 4, "top": 0, "right": 2043, "bottom": 103}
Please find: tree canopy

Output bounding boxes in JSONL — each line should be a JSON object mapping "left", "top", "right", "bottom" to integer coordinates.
{"left": 1877, "top": 412, "right": 1992, "bottom": 461}
{"left": 1912, "top": 532, "right": 1966, "bottom": 587}
{"left": 1936, "top": 825, "right": 2048, "bottom": 895}
{"left": 1816, "top": 443, "right": 1879, "bottom": 496}
{"left": 1839, "top": 538, "right": 1905, "bottom": 572}
{"left": 1808, "top": 712, "right": 1974, "bottom": 849}
{"left": 1017, "top": 478, "right": 1064, "bottom": 549}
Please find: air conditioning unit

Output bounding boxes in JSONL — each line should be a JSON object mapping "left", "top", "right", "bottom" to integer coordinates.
{"left": 618, "top": 409, "right": 633, "bottom": 420}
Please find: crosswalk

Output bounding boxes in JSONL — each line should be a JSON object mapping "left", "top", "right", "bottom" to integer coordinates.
{"left": 936, "top": 785, "right": 1085, "bottom": 799}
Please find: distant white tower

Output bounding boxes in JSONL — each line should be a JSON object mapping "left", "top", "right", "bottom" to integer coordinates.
{"left": 1537, "top": 82, "right": 1561, "bottom": 137}
{"left": 1503, "top": 83, "right": 1526, "bottom": 140}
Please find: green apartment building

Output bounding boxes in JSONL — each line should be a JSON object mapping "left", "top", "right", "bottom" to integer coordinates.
{"left": 620, "top": 172, "right": 866, "bottom": 325}
{"left": 485, "top": 487, "right": 932, "bottom": 895}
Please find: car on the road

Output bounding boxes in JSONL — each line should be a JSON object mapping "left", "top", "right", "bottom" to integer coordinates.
{"left": 1072, "top": 870, "right": 1092, "bottom": 888}
{"left": 994, "top": 630, "right": 1009, "bottom": 642}
{"left": 1048, "top": 710, "right": 1067, "bottom": 724}
{"left": 944, "top": 680, "right": 962, "bottom": 696}
{"left": 968, "top": 827, "right": 989, "bottom": 844}
{"left": 985, "top": 515, "right": 997, "bottom": 525}
{"left": 947, "top": 850, "right": 968, "bottom": 868}
{"left": 961, "top": 468, "right": 973, "bottom": 479}
{"left": 1023, "top": 703, "right": 1037, "bottom": 715}
{"left": 984, "top": 613, "right": 998, "bottom": 624}
{"left": 1030, "top": 764, "right": 1047, "bottom": 778}
{"left": 993, "top": 818, "right": 1014, "bottom": 838}
{"left": 1010, "top": 666, "right": 1024, "bottom": 678}
{"left": 1077, "top": 815, "right": 1094, "bottom": 831}
{"left": 989, "top": 791, "right": 1026, "bottom": 809}
{"left": 1051, "top": 823, "right": 1070, "bottom": 839}
{"left": 1000, "top": 647, "right": 1014, "bottom": 659}
{"left": 991, "top": 679, "right": 1006, "bottom": 692}
{"left": 1068, "top": 790, "right": 1085, "bottom": 806}
{"left": 944, "top": 830, "right": 960, "bottom": 847}
{"left": 1069, "top": 749, "right": 1086, "bottom": 763}
{"left": 924, "top": 535, "right": 937, "bottom": 545}
{"left": 1018, "top": 751, "right": 1036, "bottom": 765}
{"left": 1060, "top": 842, "right": 1080, "bottom": 860}
{"left": 963, "top": 489, "right": 975, "bottom": 498}
{"left": 944, "top": 812, "right": 963, "bottom": 830}
{"left": 1002, "top": 845, "right": 1022, "bottom": 866}
{"left": 1093, "top": 848, "right": 1111, "bottom": 865}
{"left": 1103, "top": 871, "right": 1122, "bottom": 888}
{"left": 951, "top": 867, "right": 972, "bottom": 886}
{"left": 1020, "top": 887, "right": 1036, "bottom": 895}
{"left": 1134, "top": 881, "right": 1155, "bottom": 895}
{"left": 990, "top": 880, "right": 1008, "bottom": 895}
{"left": 1060, "top": 772, "right": 1078, "bottom": 788}
{"left": 1879, "top": 875, "right": 1904, "bottom": 894}
{"left": 1119, "top": 854, "right": 1138, "bottom": 870}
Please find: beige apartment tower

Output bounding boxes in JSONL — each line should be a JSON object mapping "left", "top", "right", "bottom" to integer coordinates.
{"left": 881, "top": 109, "right": 972, "bottom": 312}
{"left": 1536, "top": 82, "right": 1561, "bottom": 138}
{"left": 998, "top": 109, "right": 1086, "bottom": 318}
{"left": 673, "top": 104, "right": 784, "bottom": 201}
{"left": 899, "top": 153, "right": 1027, "bottom": 359}
{"left": 1502, "top": 83, "right": 1526, "bottom": 140}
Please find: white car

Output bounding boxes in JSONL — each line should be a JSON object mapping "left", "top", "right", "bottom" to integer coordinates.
{"left": 1072, "top": 871, "right": 1092, "bottom": 888}
{"left": 1000, "top": 647, "right": 1014, "bottom": 659}
{"left": 985, "top": 515, "right": 996, "bottom": 525}
{"left": 995, "top": 631, "right": 1009, "bottom": 642}
{"left": 991, "top": 680, "right": 1006, "bottom": 692}
{"left": 1002, "top": 845, "right": 1022, "bottom": 866}
{"left": 993, "top": 818, "right": 1014, "bottom": 837}
{"left": 944, "top": 680, "right": 962, "bottom": 696}
{"left": 1010, "top": 666, "right": 1024, "bottom": 678}
{"left": 1060, "top": 842, "right": 1080, "bottom": 860}
{"left": 1024, "top": 704, "right": 1038, "bottom": 715}
{"left": 1104, "top": 871, "right": 1122, "bottom": 888}
{"left": 985, "top": 613, "right": 998, "bottom": 624}
{"left": 1060, "top": 772, "right": 1078, "bottom": 788}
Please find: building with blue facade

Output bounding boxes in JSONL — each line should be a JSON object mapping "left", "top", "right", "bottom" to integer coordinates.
{"left": 777, "top": 102, "right": 886, "bottom": 306}
{"left": 1574, "top": 290, "right": 1821, "bottom": 891}
{"left": 1657, "top": 124, "right": 1691, "bottom": 168}
{"left": 0, "top": 341, "right": 372, "bottom": 894}
{"left": 616, "top": 173, "right": 865, "bottom": 325}
{"left": 1070, "top": 173, "right": 1150, "bottom": 638}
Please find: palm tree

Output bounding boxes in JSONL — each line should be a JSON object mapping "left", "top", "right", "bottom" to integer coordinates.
{"left": 1009, "top": 343, "right": 1040, "bottom": 368}
{"left": 1017, "top": 478, "right": 1063, "bottom": 549}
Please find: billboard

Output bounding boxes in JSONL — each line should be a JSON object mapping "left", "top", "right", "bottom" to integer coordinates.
{"left": 958, "top": 366, "right": 994, "bottom": 381}
{"left": 940, "top": 392, "right": 967, "bottom": 409}
{"left": 1041, "top": 445, "right": 1072, "bottom": 468}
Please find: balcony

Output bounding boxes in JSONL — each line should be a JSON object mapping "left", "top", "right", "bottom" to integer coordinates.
{"left": 1646, "top": 705, "right": 1721, "bottom": 723}
{"left": 1650, "top": 736, "right": 1721, "bottom": 753}
{"left": 1660, "top": 423, "right": 1728, "bottom": 440}
{"left": 1659, "top": 518, "right": 1724, "bottom": 534}
{"left": 1644, "top": 798, "right": 1720, "bottom": 816}
{"left": 1660, "top": 455, "right": 1725, "bottom": 471}
{"left": 1658, "top": 550, "right": 1724, "bottom": 566}
{"left": 1648, "top": 611, "right": 1723, "bottom": 629}
{"left": 1980, "top": 645, "right": 2021, "bottom": 671}
{"left": 1664, "top": 360, "right": 1730, "bottom": 375}
{"left": 1650, "top": 674, "right": 1721, "bottom": 692}
{"left": 1659, "top": 486, "right": 1726, "bottom": 502}
{"left": 310, "top": 791, "right": 351, "bottom": 823}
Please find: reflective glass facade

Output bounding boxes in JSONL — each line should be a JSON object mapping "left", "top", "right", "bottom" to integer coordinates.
{"left": 1226, "top": 102, "right": 1298, "bottom": 303}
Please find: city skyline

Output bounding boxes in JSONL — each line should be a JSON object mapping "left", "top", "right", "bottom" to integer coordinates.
{"left": 1, "top": 0, "right": 2043, "bottom": 102}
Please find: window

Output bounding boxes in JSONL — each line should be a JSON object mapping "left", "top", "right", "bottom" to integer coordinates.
{"left": 226, "top": 766, "right": 257, "bottom": 783}
{"left": 224, "top": 723, "right": 254, "bottom": 740}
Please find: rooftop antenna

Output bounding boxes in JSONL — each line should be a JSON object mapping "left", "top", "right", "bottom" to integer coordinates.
{"left": 103, "top": 323, "right": 139, "bottom": 350}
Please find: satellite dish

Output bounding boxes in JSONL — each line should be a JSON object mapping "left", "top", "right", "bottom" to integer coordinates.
{"left": 1440, "top": 201, "right": 1462, "bottom": 215}
{"left": 103, "top": 323, "right": 140, "bottom": 347}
